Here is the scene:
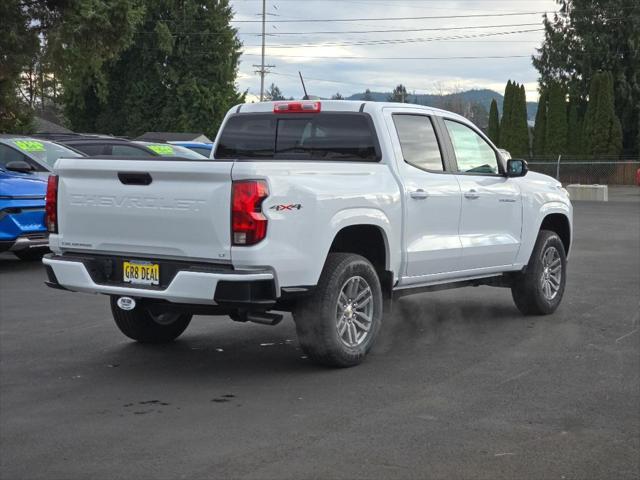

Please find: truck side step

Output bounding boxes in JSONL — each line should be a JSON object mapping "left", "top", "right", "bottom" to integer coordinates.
{"left": 245, "top": 311, "right": 283, "bottom": 326}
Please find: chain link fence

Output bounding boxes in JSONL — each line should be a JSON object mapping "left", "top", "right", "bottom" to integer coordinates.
{"left": 527, "top": 156, "right": 640, "bottom": 185}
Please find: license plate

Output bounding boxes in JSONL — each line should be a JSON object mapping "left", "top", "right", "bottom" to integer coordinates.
{"left": 123, "top": 261, "right": 160, "bottom": 286}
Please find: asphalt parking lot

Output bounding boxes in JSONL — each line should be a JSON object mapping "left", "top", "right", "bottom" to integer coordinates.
{"left": 1, "top": 189, "right": 639, "bottom": 480}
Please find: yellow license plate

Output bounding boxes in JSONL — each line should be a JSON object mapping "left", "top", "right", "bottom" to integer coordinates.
{"left": 123, "top": 261, "right": 160, "bottom": 286}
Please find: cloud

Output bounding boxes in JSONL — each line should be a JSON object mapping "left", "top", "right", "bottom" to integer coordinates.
{"left": 231, "top": 0, "right": 556, "bottom": 100}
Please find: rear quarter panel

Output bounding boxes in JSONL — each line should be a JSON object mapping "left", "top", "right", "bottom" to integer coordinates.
{"left": 230, "top": 161, "right": 402, "bottom": 288}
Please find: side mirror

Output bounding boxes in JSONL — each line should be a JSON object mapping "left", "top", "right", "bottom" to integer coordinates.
{"left": 506, "top": 159, "right": 528, "bottom": 178}
{"left": 5, "top": 160, "right": 35, "bottom": 174}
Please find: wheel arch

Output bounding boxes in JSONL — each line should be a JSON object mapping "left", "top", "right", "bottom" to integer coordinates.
{"left": 540, "top": 212, "right": 571, "bottom": 255}
{"left": 325, "top": 209, "right": 396, "bottom": 295}
{"left": 516, "top": 201, "right": 572, "bottom": 267}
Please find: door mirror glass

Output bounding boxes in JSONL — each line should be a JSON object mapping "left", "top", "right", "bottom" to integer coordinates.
{"left": 5, "top": 160, "right": 34, "bottom": 173}
{"left": 506, "top": 159, "right": 528, "bottom": 177}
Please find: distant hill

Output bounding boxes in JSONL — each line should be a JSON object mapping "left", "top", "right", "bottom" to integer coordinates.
{"left": 347, "top": 88, "right": 538, "bottom": 121}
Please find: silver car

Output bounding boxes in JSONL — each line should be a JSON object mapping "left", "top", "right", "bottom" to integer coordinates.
{"left": 0, "top": 136, "right": 84, "bottom": 178}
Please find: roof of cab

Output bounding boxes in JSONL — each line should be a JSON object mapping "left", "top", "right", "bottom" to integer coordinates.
{"left": 233, "top": 100, "right": 468, "bottom": 123}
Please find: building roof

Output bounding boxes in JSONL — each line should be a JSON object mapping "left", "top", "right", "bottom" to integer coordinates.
{"left": 135, "top": 132, "right": 212, "bottom": 143}
{"left": 33, "top": 116, "right": 73, "bottom": 134}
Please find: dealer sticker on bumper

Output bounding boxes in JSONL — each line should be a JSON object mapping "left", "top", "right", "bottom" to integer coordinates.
{"left": 123, "top": 261, "right": 160, "bottom": 286}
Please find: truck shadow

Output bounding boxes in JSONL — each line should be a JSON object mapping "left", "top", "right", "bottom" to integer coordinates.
{"left": 97, "top": 291, "right": 521, "bottom": 381}
{"left": 0, "top": 254, "right": 45, "bottom": 273}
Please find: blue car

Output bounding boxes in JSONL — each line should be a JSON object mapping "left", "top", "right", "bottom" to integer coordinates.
{"left": 168, "top": 141, "right": 213, "bottom": 157}
{"left": 0, "top": 169, "right": 48, "bottom": 260}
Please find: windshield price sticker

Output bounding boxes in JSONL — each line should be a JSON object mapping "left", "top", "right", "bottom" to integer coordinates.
{"left": 148, "top": 145, "right": 174, "bottom": 155}
{"left": 15, "top": 140, "right": 45, "bottom": 152}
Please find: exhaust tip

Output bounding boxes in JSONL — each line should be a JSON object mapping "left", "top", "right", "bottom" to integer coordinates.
{"left": 117, "top": 296, "right": 136, "bottom": 311}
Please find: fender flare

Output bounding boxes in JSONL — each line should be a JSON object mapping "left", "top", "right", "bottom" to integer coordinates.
{"left": 517, "top": 201, "right": 573, "bottom": 266}
{"left": 309, "top": 208, "right": 397, "bottom": 283}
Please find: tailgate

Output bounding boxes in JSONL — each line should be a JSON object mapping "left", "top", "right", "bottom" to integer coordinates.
{"left": 55, "top": 158, "right": 233, "bottom": 261}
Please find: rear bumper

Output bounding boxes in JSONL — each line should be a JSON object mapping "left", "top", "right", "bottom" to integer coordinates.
{"left": 42, "top": 253, "right": 277, "bottom": 305}
{"left": 0, "top": 234, "right": 48, "bottom": 253}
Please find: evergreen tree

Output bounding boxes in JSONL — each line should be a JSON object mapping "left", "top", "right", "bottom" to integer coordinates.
{"left": 511, "top": 84, "right": 530, "bottom": 157}
{"left": 499, "top": 81, "right": 529, "bottom": 156}
{"left": 583, "top": 72, "right": 623, "bottom": 157}
{"left": 499, "top": 81, "right": 514, "bottom": 150}
{"left": 388, "top": 85, "right": 408, "bottom": 103}
{"left": 545, "top": 82, "right": 568, "bottom": 156}
{"left": 331, "top": 92, "right": 344, "bottom": 100}
{"left": 533, "top": 0, "right": 640, "bottom": 154}
{"left": 487, "top": 99, "right": 500, "bottom": 144}
{"left": 0, "top": 0, "right": 38, "bottom": 132}
{"left": 363, "top": 89, "right": 373, "bottom": 101}
{"left": 265, "top": 83, "right": 285, "bottom": 101}
{"left": 533, "top": 91, "right": 548, "bottom": 156}
{"left": 582, "top": 74, "right": 600, "bottom": 155}
{"left": 49, "top": 0, "right": 146, "bottom": 130}
{"left": 68, "top": 0, "right": 243, "bottom": 138}
{"left": 566, "top": 99, "right": 583, "bottom": 155}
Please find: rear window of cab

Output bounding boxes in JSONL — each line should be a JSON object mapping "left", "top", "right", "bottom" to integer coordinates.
{"left": 215, "top": 113, "right": 380, "bottom": 162}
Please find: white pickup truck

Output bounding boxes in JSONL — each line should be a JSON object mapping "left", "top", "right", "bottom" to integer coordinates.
{"left": 43, "top": 101, "right": 572, "bottom": 367}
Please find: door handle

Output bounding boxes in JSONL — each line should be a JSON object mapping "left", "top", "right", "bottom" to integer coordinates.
{"left": 410, "top": 189, "right": 429, "bottom": 199}
{"left": 464, "top": 189, "right": 480, "bottom": 200}
{"left": 118, "top": 172, "right": 152, "bottom": 186}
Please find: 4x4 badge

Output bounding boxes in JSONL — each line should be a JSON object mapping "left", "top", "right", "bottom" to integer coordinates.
{"left": 270, "top": 204, "right": 302, "bottom": 211}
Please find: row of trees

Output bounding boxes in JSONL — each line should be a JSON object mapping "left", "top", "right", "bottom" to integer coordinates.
{"left": 488, "top": 73, "right": 624, "bottom": 159}
{"left": 1, "top": 0, "right": 244, "bottom": 138}
{"left": 533, "top": 73, "right": 622, "bottom": 157}
{"left": 533, "top": 0, "right": 639, "bottom": 155}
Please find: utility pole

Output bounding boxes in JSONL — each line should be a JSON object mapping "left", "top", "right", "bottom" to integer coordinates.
{"left": 253, "top": 0, "right": 275, "bottom": 101}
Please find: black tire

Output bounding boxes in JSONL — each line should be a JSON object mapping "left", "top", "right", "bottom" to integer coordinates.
{"left": 14, "top": 248, "right": 46, "bottom": 261}
{"left": 110, "top": 297, "right": 192, "bottom": 343}
{"left": 294, "top": 253, "right": 383, "bottom": 368}
{"left": 511, "top": 230, "right": 567, "bottom": 315}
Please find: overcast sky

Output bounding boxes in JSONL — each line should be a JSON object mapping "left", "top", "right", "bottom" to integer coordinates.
{"left": 229, "top": 0, "right": 558, "bottom": 102}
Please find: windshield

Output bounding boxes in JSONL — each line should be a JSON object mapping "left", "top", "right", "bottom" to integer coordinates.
{"left": 136, "top": 142, "right": 207, "bottom": 159}
{"left": 7, "top": 139, "right": 83, "bottom": 168}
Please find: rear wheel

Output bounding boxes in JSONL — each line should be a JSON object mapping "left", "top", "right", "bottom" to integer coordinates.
{"left": 294, "top": 253, "right": 383, "bottom": 368}
{"left": 110, "top": 297, "right": 192, "bottom": 343}
{"left": 511, "top": 230, "right": 567, "bottom": 315}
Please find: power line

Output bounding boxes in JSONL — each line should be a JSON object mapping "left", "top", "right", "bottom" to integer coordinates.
{"left": 242, "top": 28, "right": 543, "bottom": 48}
{"left": 243, "top": 22, "right": 542, "bottom": 36}
{"left": 136, "top": 21, "right": 542, "bottom": 36}
{"left": 243, "top": 54, "right": 531, "bottom": 60}
{"left": 231, "top": 11, "right": 549, "bottom": 23}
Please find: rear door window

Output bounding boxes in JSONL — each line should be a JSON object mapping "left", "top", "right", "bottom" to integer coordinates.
{"left": 392, "top": 115, "right": 444, "bottom": 172}
{"left": 215, "top": 113, "right": 379, "bottom": 162}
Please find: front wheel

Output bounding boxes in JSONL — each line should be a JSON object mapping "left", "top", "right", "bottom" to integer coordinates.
{"left": 511, "top": 230, "right": 567, "bottom": 315}
{"left": 110, "top": 297, "right": 192, "bottom": 343}
{"left": 294, "top": 253, "right": 383, "bottom": 368}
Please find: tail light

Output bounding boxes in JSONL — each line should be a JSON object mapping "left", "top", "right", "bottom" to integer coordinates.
{"left": 232, "top": 180, "right": 269, "bottom": 246}
{"left": 273, "top": 101, "right": 321, "bottom": 113}
{"left": 45, "top": 175, "right": 58, "bottom": 233}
